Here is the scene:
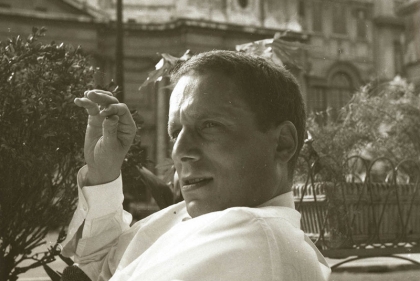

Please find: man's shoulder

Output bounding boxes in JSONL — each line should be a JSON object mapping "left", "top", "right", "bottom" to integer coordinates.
{"left": 219, "top": 205, "right": 301, "bottom": 228}
{"left": 135, "top": 203, "right": 302, "bottom": 248}
{"left": 181, "top": 205, "right": 301, "bottom": 239}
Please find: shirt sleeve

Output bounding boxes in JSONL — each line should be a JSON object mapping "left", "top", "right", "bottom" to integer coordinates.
{"left": 61, "top": 166, "right": 132, "bottom": 280}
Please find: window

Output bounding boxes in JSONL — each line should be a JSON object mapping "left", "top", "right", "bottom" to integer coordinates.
{"left": 311, "top": 87, "right": 327, "bottom": 112}
{"left": 328, "top": 72, "right": 353, "bottom": 112}
{"left": 332, "top": 4, "right": 347, "bottom": 34}
{"left": 312, "top": 2, "right": 323, "bottom": 32}
{"left": 356, "top": 9, "right": 367, "bottom": 39}
{"left": 393, "top": 41, "right": 404, "bottom": 75}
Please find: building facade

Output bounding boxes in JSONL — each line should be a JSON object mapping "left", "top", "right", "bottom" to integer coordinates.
{"left": 0, "top": 0, "right": 412, "bottom": 184}
{"left": 397, "top": 0, "right": 420, "bottom": 86}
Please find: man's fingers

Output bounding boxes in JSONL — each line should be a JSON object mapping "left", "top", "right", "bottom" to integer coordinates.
{"left": 101, "top": 104, "right": 136, "bottom": 147}
{"left": 76, "top": 90, "right": 118, "bottom": 116}
{"left": 99, "top": 104, "right": 134, "bottom": 125}
{"left": 102, "top": 115, "right": 120, "bottom": 145}
{"left": 84, "top": 89, "right": 114, "bottom": 98}
{"left": 74, "top": 97, "right": 100, "bottom": 116}
{"left": 87, "top": 90, "right": 119, "bottom": 106}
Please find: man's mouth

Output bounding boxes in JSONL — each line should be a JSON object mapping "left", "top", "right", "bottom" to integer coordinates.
{"left": 182, "top": 177, "right": 212, "bottom": 191}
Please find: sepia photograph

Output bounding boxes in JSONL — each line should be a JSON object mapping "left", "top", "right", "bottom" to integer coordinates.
{"left": 1, "top": 0, "right": 420, "bottom": 280}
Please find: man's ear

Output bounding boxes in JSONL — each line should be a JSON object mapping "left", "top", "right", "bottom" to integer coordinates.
{"left": 274, "top": 121, "right": 298, "bottom": 163}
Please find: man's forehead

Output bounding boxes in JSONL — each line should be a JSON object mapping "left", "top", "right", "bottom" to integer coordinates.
{"left": 170, "top": 76, "right": 192, "bottom": 106}
{"left": 170, "top": 72, "right": 242, "bottom": 104}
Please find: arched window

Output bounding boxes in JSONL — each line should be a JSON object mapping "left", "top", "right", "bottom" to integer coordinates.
{"left": 328, "top": 72, "right": 353, "bottom": 110}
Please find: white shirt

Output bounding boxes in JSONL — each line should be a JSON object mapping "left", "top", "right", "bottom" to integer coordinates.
{"left": 62, "top": 166, "right": 330, "bottom": 281}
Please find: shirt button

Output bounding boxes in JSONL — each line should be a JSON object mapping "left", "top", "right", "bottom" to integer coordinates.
{"left": 82, "top": 205, "right": 87, "bottom": 211}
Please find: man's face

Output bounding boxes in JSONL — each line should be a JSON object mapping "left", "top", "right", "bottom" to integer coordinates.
{"left": 169, "top": 72, "right": 281, "bottom": 217}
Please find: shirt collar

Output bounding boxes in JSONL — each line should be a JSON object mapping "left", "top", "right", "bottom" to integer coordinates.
{"left": 183, "top": 191, "right": 296, "bottom": 222}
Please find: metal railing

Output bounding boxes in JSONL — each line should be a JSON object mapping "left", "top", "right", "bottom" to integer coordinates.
{"left": 293, "top": 155, "right": 420, "bottom": 267}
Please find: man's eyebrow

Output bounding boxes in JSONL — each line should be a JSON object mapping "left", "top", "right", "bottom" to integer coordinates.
{"left": 168, "top": 108, "right": 235, "bottom": 132}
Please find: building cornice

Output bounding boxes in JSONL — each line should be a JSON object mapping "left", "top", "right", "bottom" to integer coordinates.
{"left": 120, "top": 18, "right": 306, "bottom": 41}
{"left": 0, "top": 8, "right": 108, "bottom": 23}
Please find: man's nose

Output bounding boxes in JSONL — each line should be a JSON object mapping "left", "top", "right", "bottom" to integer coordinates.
{"left": 171, "top": 128, "right": 201, "bottom": 163}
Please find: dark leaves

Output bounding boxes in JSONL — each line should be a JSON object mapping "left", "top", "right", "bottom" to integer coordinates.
{"left": 236, "top": 31, "right": 307, "bottom": 69}
{"left": 138, "top": 50, "right": 192, "bottom": 95}
{"left": 0, "top": 27, "right": 92, "bottom": 280}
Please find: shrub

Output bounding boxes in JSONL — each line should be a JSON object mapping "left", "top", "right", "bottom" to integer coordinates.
{"left": 0, "top": 26, "right": 170, "bottom": 280}
{"left": 0, "top": 27, "right": 93, "bottom": 281}
{"left": 297, "top": 77, "right": 420, "bottom": 183}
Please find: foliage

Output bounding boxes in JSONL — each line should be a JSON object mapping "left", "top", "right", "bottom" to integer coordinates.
{"left": 298, "top": 77, "right": 420, "bottom": 183}
{"left": 138, "top": 50, "right": 192, "bottom": 95}
{"left": 236, "top": 31, "right": 306, "bottom": 69}
{"left": 0, "top": 27, "right": 156, "bottom": 281}
{"left": 0, "top": 27, "right": 92, "bottom": 280}
{"left": 293, "top": 78, "right": 420, "bottom": 247}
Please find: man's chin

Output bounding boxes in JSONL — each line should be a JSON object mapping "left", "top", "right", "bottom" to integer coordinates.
{"left": 185, "top": 200, "right": 215, "bottom": 218}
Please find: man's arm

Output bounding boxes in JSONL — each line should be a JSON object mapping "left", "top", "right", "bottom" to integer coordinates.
{"left": 61, "top": 168, "right": 132, "bottom": 280}
{"left": 60, "top": 90, "right": 137, "bottom": 280}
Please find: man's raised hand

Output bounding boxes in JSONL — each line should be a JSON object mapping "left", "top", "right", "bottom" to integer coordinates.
{"left": 74, "top": 90, "right": 137, "bottom": 186}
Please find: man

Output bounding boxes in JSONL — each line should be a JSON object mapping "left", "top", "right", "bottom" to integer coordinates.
{"left": 62, "top": 50, "right": 330, "bottom": 280}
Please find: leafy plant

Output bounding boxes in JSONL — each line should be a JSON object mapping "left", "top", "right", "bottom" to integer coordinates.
{"left": 236, "top": 31, "right": 306, "bottom": 69}
{"left": 138, "top": 50, "right": 192, "bottom": 95}
{"left": 0, "top": 27, "right": 92, "bottom": 280}
{"left": 293, "top": 77, "right": 420, "bottom": 188}
{"left": 0, "top": 27, "right": 177, "bottom": 280}
{"left": 306, "top": 78, "right": 420, "bottom": 168}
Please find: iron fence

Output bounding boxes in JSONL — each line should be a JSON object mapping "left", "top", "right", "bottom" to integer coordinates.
{"left": 293, "top": 155, "right": 420, "bottom": 267}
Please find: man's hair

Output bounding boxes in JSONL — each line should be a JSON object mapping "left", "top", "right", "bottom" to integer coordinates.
{"left": 170, "top": 50, "right": 306, "bottom": 181}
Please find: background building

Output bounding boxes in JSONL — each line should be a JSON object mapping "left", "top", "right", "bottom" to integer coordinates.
{"left": 0, "top": 0, "right": 415, "bottom": 199}
{"left": 397, "top": 0, "right": 420, "bottom": 86}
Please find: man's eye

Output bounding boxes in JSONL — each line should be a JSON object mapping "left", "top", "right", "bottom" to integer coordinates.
{"left": 202, "top": 121, "right": 217, "bottom": 129}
